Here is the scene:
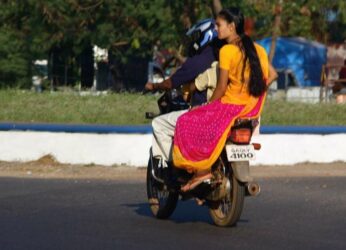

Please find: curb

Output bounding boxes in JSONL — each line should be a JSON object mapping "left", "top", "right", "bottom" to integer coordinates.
{"left": 1, "top": 123, "right": 346, "bottom": 134}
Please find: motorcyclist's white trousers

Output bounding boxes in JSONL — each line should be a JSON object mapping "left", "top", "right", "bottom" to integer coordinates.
{"left": 152, "top": 110, "right": 187, "bottom": 167}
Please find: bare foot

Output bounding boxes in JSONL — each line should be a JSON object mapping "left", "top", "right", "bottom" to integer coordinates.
{"left": 180, "top": 172, "right": 212, "bottom": 192}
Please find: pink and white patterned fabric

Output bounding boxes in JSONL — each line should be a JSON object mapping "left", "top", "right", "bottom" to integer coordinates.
{"left": 173, "top": 100, "right": 245, "bottom": 162}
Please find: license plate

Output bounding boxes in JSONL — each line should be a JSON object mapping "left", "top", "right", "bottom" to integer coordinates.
{"left": 225, "top": 144, "right": 256, "bottom": 161}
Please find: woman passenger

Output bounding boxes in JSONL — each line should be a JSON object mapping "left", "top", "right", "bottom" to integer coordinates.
{"left": 172, "top": 8, "right": 270, "bottom": 191}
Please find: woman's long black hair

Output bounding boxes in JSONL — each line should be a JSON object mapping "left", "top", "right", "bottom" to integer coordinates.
{"left": 218, "top": 8, "right": 267, "bottom": 97}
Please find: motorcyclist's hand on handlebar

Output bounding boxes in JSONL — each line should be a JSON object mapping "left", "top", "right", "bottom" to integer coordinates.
{"left": 145, "top": 82, "right": 155, "bottom": 91}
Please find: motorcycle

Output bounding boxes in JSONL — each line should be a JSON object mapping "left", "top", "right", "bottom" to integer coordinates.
{"left": 145, "top": 88, "right": 262, "bottom": 227}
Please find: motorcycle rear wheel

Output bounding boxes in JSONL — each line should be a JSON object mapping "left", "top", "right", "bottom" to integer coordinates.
{"left": 146, "top": 156, "right": 178, "bottom": 219}
{"left": 209, "top": 160, "right": 245, "bottom": 227}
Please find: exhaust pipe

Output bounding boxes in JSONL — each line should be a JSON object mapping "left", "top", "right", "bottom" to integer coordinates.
{"left": 246, "top": 182, "right": 261, "bottom": 196}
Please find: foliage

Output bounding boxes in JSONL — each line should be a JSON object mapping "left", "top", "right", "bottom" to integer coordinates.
{"left": 0, "top": 27, "right": 30, "bottom": 87}
{"left": 239, "top": 0, "right": 346, "bottom": 42}
{"left": 0, "top": 0, "right": 345, "bottom": 88}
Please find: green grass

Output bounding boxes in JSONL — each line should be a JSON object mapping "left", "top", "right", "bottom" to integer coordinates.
{"left": 0, "top": 89, "right": 159, "bottom": 125}
{"left": 261, "top": 100, "right": 346, "bottom": 126}
{"left": 0, "top": 89, "right": 345, "bottom": 126}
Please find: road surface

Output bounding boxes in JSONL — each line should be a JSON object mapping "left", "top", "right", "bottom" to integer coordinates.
{"left": 0, "top": 160, "right": 345, "bottom": 250}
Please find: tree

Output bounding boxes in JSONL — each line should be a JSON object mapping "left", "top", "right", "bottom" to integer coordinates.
{"left": 0, "top": 0, "right": 345, "bottom": 89}
{"left": 0, "top": 1, "right": 35, "bottom": 88}
{"left": 211, "top": 0, "right": 223, "bottom": 17}
{"left": 269, "top": 2, "right": 282, "bottom": 63}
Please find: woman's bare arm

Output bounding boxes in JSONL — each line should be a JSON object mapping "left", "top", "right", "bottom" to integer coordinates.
{"left": 267, "top": 63, "right": 278, "bottom": 86}
{"left": 209, "top": 68, "right": 229, "bottom": 102}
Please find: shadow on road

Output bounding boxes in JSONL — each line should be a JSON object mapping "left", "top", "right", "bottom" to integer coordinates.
{"left": 123, "top": 201, "right": 249, "bottom": 225}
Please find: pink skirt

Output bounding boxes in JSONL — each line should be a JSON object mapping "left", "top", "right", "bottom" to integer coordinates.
{"left": 173, "top": 94, "right": 265, "bottom": 172}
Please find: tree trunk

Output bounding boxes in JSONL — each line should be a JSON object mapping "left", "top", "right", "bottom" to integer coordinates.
{"left": 181, "top": 0, "right": 197, "bottom": 29}
{"left": 211, "top": 0, "right": 222, "bottom": 17}
{"left": 108, "top": 51, "right": 124, "bottom": 92}
{"left": 80, "top": 45, "right": 94, "bottom": 88}
{"left": 49, "top": 46, "right": 64, "bottom": 90}
{"left": 269, "top": 3, "right": 282, "bottom": 63}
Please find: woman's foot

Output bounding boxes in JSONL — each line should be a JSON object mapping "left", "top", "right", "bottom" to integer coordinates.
{"left": 195, "top": 198, "right": 205, "bottom": 206}
{"left": 180, "top": 171, "right": 212, "bottom": 192}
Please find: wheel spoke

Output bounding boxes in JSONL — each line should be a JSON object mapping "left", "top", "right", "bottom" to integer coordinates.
{"left": 220, "top": 196, "right": 231, "bottom": 216}
{"left": 208, "top": 155, "right": 246, "bottom": 226}
{"left": 158, "top": 190, "right": 169, "bottom": 203}
{"left": 217, "top": 174, "right": 233, "bottom": 217}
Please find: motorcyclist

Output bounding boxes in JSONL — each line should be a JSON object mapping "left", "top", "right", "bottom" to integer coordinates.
{"left": 145, "top": 18, "right": 223, "bottom": 168}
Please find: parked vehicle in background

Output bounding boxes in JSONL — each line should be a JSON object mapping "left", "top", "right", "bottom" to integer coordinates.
{"left": 32, "top": 60, "right": 48, "bottom": 92}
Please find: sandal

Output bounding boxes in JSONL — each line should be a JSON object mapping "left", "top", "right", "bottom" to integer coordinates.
{"left": 180, "top": 172, "right": 212, "bottom": 192}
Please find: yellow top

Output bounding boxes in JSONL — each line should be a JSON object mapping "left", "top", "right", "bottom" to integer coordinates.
{"left": 219, "top": 43, "right": 269, "bottom": 105}
{"left": 173, "top": 42, "right": 270, "bottom": 172}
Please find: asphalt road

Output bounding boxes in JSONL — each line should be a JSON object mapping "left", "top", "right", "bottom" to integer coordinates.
{"left": 0, "top": 176, "right": 345, "bottom": 250}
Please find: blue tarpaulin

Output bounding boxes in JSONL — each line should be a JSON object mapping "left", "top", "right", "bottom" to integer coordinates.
{"left": 257, "top": 37, "right": 327, "bottom": 87}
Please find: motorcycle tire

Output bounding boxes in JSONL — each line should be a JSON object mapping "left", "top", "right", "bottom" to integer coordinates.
{"left": 209, "top": 159, "right": 245, "bottom": 227}
{"left": 146, "top": 156, "right": 178, "bottom": 219}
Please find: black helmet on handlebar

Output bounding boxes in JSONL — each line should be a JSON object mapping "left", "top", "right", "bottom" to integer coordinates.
{"left": 185, "top": 18, "right": 217, "bottom": 56}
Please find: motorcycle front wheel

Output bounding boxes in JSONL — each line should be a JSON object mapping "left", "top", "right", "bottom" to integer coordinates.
{"left": 209, "top": 158, "right": 245, "bottom": 227}
{"left": 146, "top": 156, "right": 178, "bottom": 219}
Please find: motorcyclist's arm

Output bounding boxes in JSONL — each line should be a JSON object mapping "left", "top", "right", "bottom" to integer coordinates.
{"left": 155, "top": 78, "right": 173, "bottom": 90}
{"left": 209, "top": 68, "right": 228, "bottom": 102}
{"left": 267, "top": 63, "right": 278, "bottom": 86}
{"left": 144, "top": 55, "right": 194, "bottom": 91}
{"left": 189, "top": 82, "right": 196, "bottom": 92}
{"left": 145, "top": 46, "right": 214, "bottom": 92}
{"left": 145, "top": 78, "right": 173, "bottom": 91}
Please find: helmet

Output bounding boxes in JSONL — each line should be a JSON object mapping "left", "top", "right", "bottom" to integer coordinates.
{"left": 186, "top": 18, "right": 217, "bottom": 54}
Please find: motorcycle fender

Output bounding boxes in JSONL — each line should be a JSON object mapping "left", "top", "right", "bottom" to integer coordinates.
{"left": 231, "top": 161, "right": 253, "bottom": 183}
